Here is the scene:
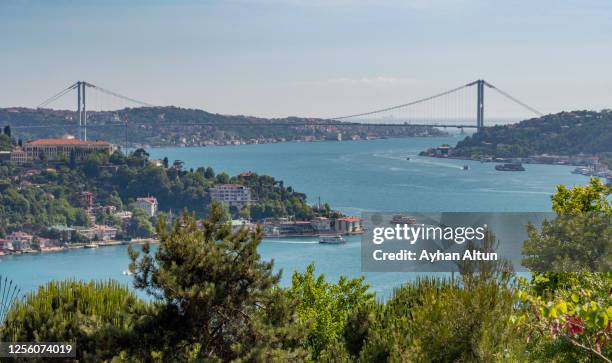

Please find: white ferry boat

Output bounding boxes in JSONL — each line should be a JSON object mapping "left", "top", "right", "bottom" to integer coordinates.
{"left": 390, "top": 214, "right": 417, "bottom": 225}
{"left": 318, "top": 235, "right": 346, "bottom": 244}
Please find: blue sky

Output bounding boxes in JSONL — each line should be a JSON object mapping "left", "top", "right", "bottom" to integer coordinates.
{"left": 1, "top": 0, "right": 611, "bottom": 118}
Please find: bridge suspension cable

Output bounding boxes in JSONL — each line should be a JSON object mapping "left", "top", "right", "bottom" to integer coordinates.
{"left": 484, "top": 81, "right": 543, "bottom": 117}
{"left": 329, "top": 82, "right": 473, "bottom": 120}
{"left": 84, "top": 82, "right": 154, "bottom": 108}
{"left": 37, "top": 82, "right": 78, "bottom": 109}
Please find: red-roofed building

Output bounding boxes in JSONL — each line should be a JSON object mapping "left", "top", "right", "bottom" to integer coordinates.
{"left": 82, "top": 191, "right": 94, "bottom": 208}
{"left": 334, "top": 217, "right": 362, "bottom": 234}
{"left": 136, "top": 197, "right": 158, "bottom": 217}
{"left": 14, "top": 138, "right": 113, "bottom": 163}
{"left": 8, "top": 231, "right": 34, "bottom": 251}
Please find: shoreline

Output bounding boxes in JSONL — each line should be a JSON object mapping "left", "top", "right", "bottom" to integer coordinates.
{"left": 0, "top": 238, "right": 160, "bottom": 258}
{"left": 137, "top": 133, "right": 455, "bottom": 150}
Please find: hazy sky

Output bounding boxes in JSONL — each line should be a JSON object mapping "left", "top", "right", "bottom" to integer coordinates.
{"left": 1, "top": 0, "right": 612, "bottom": 118}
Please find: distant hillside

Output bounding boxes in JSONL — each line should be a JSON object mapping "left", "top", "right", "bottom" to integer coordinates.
{"left": 453, "top": 110, "right": 612, "bottom": 158}
{"left": 0, "top": 107, "right": 444, "bottom": 147}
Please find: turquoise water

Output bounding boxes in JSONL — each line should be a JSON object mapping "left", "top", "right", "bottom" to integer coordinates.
{"left": 0, "top": 137, "right": 589, "bottom": 298}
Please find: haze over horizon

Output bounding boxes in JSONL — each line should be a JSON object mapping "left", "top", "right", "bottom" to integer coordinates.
{"left": 2, "top": 0, "right": 612, "bottom": 119}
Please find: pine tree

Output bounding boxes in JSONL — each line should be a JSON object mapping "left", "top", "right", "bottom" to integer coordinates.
{"left": 127, "top": 202, "right": 307, "bottom": 361}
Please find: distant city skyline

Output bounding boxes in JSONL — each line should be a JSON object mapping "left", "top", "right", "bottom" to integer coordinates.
{"left": 2, "top": 0, "right": 612, "bottom": 119}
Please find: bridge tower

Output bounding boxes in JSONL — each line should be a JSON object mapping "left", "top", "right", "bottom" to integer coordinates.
{"left": 76, "top": 81, "right": 88, "bottom": 141}
{"left": 476, "top": 79, "right": 485, "bottom": 130}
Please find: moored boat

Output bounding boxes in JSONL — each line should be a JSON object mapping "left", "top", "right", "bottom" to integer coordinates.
{"left": 495, "top": 163, "right": 525, "bottom": 171}
{"left": 390, "top": 214, "right": 417, "bottom": 225}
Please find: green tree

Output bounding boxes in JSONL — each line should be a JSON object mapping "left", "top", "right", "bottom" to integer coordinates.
{"left": 0, "top": 133, "right": 11, "bottom": 151}
{"left": 287, "top": 263, "right": 373, "bottom": 360}
{"left": 75, "top": 209, "right": 92, "bottom": 227}
{"left": 518, "top": 177, "right": 612, "bottom": 362}
{"left": 1, "top": 280, "right": 144, "bottom": 362}
{"left": 355, "top": 274, "right": 525, "bottom": 362}
{"left": 216, "top": 172, "right": 230, "bottom": 184}
{"left": 204, "top": 166, "right": 215, "bottom": 179}
{"left": 126, "top": 203, "right": 306, "bottom": 361}
{"left": 83, "top": 153, "right": 103, "bottom": 178}
{"left": 127, "top": 208, "right": 155, "bottom": 238}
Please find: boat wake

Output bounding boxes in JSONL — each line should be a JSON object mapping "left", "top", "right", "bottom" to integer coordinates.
{"left": 262, "top": 240, "right": 318, "bottom": 244}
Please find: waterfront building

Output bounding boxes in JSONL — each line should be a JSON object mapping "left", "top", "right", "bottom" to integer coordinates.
{"left": 435, "top": 146, "right": 450, "bottom": 156}
{"left": 8, "top": 231, "right": 34, "bottom": 250}
{"left": 136, "top": 197, "right": 158, "bottom": 217}
{"left": 279, "top": 221, "right": 315, "bottom": 236}
{"left": 311, "top": 217, "right": 331, "bottom": 232}
{"left": 0, "top": 238, "right": 13, "bottom": 253}
{"left": 230, "top": 219, "right": 255, "bottom": 233}
{"left": 209, "top": 184, "right": 251, "bottom": 209}
{"left": 75, "top": 225, "right": 118, "bottom": 241}
{"left": 334, "top": 217, "right": 362, "bottom": 234}
{"left": 50, "top": 225, "right": 76, "bottom": 241}
{"left": 12, "top": 138, "right": 113, "bottom": 164}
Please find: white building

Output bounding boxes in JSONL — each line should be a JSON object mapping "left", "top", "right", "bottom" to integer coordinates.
{"left": 311, "top": 217, "right": 331, "bottom": 232}
{"left": 7, "top": 231, "right": 34, "bottom": 251}
{"left": 136, "top": 197, "right": 158, "bottom": 217}
{"left": 209, "top": 184, "right": 251, "bottom": 209}
{"left": 334, "top": 217, "right": 362, "bottom": 234}
{"left": 75, "top": 225, "right": 118, "bottom": 241}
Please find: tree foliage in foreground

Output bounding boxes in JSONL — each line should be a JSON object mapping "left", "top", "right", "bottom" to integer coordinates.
{"left": 287, "top": 263, "right": 373, "bottom": 360}
{"left": 1, "top": 180, "right": 610, "bottom": 361}
{"left": 0, "top": 280, "right": 143, "bottom": 362}
{"left": 126, "top": 202, "right": 307, "bottom": 361}
{"left": 518, "top": 178, "right": 612, "bottom": 362}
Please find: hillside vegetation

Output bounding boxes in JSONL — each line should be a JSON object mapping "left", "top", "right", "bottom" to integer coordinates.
{"left": 0, "top": 106, "right": 443, "bottom": 146}
{"left": 453, "top": 110, "right": 612, "bottom": 158}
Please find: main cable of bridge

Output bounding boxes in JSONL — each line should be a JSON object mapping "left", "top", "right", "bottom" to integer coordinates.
{"left": 483, "top": 81, "right": 544, "bottom": 117}
{"left": 37, "top": 81, "right": 154, "bottom": 110}
{"left": 329, "top": 82, "right": 475, "bottom": 121}
{"left": 327, "top": 79, "right": 545, "bottom": 126}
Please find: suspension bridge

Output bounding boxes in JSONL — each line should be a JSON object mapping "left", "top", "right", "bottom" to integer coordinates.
{"left": 27, "top": 79, "right": 544, "bottom": 141}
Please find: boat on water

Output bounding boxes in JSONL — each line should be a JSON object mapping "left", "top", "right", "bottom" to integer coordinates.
{"left": 318, "top": 235, "right": 346, "bottom": 244}
{"left": 495, "top": 163, "right": 525, "bottom": 171}
{"left": 463, "top": 165, "right": 469, "bottom": 170}
{"left": 84, "top": 243, "right": 99, "bottom": 249}
{"left": 571, "top": 167, "right": 591, "bottom": 175}
{"left": 390, "top": 214, "right": 417, "bottom": 225}
{"left": 406, "top": 157, "right": 411, "bottom": 161}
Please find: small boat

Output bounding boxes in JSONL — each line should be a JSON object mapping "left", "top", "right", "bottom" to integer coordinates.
{"left": 122, "top": 270, "right": 133, "bottom": 276}
{"left": 84, "top": 243, "right": 99, "bottom": 249}
{"left": 495, "top": 163, "right": 525, "bottom": 171}
{"left": 463, "top": 165, "right": 469, "bottom": 170}
{"left": 319, "top": 235, "right": 346, "bottom": 244}
{"left": 390, "top": 214, "right": 417, "bottom": 225}
{"left": 406, "top": 157, "right": 411, "bottom": 161}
